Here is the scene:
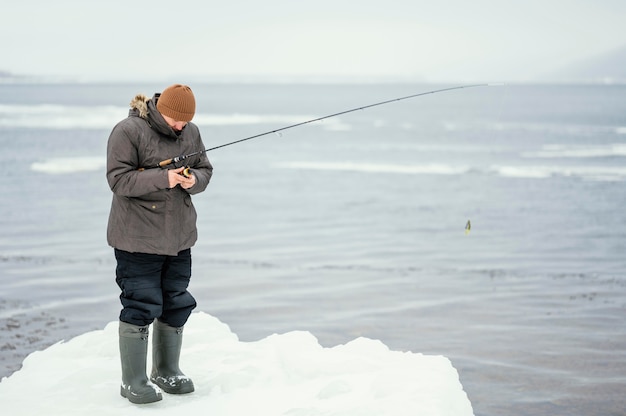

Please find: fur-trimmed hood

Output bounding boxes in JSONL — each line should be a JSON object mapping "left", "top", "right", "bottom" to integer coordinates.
{"left": 129, "top": 94, "right": 150, "bottom": 119}
{"left": 128, "top": 92, "right": 175, "bottom": 138}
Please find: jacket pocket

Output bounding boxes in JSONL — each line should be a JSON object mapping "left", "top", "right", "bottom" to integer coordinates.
{"left": 125, "top": 198, "right": 165, "bottom": 238}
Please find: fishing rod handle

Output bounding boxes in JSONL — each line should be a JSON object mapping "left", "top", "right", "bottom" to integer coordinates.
{"left": 158, "top": 152, "right": 198, "bottom": 168}
{"left": 137, "top": 165, "right": 191, "bottom": 178}
{"left": 158, "top": 158, "right": 175, "bottom": 168}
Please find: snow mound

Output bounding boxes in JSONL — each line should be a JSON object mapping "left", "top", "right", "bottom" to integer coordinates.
{"left": 0, "top": 312, "right": 473, "bottom": 416}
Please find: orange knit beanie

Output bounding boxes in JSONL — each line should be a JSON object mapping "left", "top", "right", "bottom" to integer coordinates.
{"left": 156, "top": 84, "right": 196, "bottom": 122}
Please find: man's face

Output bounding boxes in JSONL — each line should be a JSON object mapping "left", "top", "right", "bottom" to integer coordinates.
{"left": 162, "top": 114, "right": 188, "bottom": 132}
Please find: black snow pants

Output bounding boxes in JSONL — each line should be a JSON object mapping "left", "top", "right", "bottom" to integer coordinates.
{"left": 114, "top": 248, "right": 197, "bottom": 327}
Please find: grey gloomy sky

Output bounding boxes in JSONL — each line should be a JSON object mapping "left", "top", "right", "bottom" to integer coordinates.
{"left": 2, "top": 0, "right": 625, "bottom": 83}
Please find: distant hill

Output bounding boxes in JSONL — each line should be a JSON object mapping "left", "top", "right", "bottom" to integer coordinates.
{"left": 541, "top": 45, "right": 626, "bottom": 84}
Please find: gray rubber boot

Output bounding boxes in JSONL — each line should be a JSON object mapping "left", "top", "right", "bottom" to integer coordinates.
{"left": 119, "top": 321, "right": 163, "bottom": 404}
{"left": 150, "top": 319, "right": 195, "bottom": 394}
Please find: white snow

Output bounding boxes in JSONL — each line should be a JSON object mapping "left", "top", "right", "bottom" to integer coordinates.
{"left": 0, "top": 312, "right": 474, "bottom": 416}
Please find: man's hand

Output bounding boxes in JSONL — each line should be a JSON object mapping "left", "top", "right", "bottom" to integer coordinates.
{"left": 168, "top": 167, "right": 196, "bottom": 189}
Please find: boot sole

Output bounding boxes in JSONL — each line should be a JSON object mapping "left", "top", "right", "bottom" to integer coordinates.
{"left": 120, "top": 386, "right": 163, "bottom": 404}
{"left": 151, "top": 377, "right": 195, "bottom": 394}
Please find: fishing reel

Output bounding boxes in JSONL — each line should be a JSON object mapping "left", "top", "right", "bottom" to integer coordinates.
{"left": 180, "top": 166, "right": 192, "bottom": 178}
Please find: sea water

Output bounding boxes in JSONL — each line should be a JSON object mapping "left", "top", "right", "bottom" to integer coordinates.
{"left": 0, "top": 82, "right": 625, "bottom": 416}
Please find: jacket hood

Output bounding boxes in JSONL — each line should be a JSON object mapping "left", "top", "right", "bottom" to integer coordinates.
{"left": 128, "top": 93, "right": 178, "bottom": 139}
{"left": 129, "top": 94, "right": 149, "bottom": 118}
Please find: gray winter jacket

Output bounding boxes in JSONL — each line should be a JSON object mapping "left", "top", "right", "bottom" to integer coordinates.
{"left": 106, "top": 93, "right": 213, "bottom": 255}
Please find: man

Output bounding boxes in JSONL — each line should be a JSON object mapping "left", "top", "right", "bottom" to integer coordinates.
{"left": 106, "top": 84, "right": 213, "bottom": 404}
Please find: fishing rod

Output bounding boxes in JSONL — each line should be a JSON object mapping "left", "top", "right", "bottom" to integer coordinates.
{"left": 152, "top": 83, "right": 497, "bottom": 173}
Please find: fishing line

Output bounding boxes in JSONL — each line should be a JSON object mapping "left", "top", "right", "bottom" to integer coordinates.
{"left": 151, "top": 83, "right": 500, "bottom": 170}
{"left": 463, "top": 82, "right": 507, "bottom": 235}
{"left": 204, "top": 83, "right": 495, "bottom": 153}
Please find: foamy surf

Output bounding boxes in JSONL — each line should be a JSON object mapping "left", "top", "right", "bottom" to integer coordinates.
{"left": 0, "top": 104, "right": 348, "bottom": 131}
{"left": 522, "top": 143, "right": 626, "bottom": 158}
{"left": 31, "top": 157, "right": 106, "bottom": 174}
{"left": 274, "top": 161, "right": 468, "bottom": 175}
{"left": 274, "top": 161, "right": 626, "bottom": 181}
{"left": 193, "top": 114, "right": 351, "bottom": 131}
{"left": 493, "top": 165, "right": 626, "bottom": 181}
{"left": 0, "top": 104, "right": 127, "bottom": 129}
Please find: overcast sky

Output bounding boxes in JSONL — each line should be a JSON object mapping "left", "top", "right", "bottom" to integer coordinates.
{"left": 2, "top": 0, "right": 625, "bottom": 83}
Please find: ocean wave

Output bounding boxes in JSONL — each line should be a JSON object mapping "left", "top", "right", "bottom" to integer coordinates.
{"left": 523, "top": 144, "right": 626, "bottom": 158}
{"left": 30, "top": 156, "right": 626, "bottom": 182}
{"left": 489, "top": 165, "right": 626, "bottom": 181}
{"left": 482, "top": 121, "right": 618, "bottom": 136}
{"left": 194, "top": 113, "right": 350, "bottom": 131}
{"left": 0, "top": 104, "right": 126, "bottom": 129}
{"left": 274, "top": 161, "right": 626, "bottom": 181}
{"left": 30, "top": 157, "right": 106, "bottom": 173}
{"left": 274, "top": 161, "right": 468, "bottom": 175}
{"left": 0, "top": 104, "right": 348, "bottom": 130}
